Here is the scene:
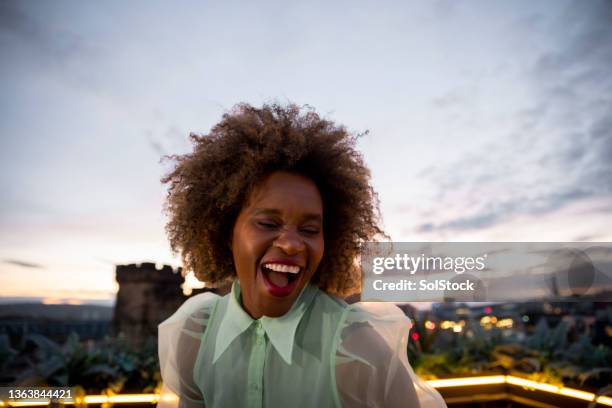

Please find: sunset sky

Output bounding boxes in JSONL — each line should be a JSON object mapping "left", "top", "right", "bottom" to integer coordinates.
{"left": 1, "top": 0, "right": 611, "bottom": 305}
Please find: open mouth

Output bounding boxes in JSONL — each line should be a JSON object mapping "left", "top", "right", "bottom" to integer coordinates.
{"left": 260, "top": 262, "right": 302, "bottom": 297}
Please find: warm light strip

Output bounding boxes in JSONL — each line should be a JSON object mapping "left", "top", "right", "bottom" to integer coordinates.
{"left": 559, "top": 387, "right": 598, "bottom": 402}
{"left": 108, "top": 394, "right": 160, "bottom": 403}
{"left": 505, "top": 376, "right": 610, "bottom": 405}
{"left": 81, "top": 394, "right": 160, "bottom": 404}
{"left": 426, "top": 375, "right": 506, "bottom": 388}
{"left": 505, "top": 375, "right": 559, "bottom": 393}
{"left": 598, "top": 396, "right": 612, "bottom": 405}
{"left": 3, "top": 394, "right": 160, "bottom": 407}
{"left": 424, "top": 375, "right": 612, "bottom": 407}
{"left": 82, "top": 396, "right": 108, "bottom": 404}
{"left": 3, "top": 379, "right": 611, "bottom": 407}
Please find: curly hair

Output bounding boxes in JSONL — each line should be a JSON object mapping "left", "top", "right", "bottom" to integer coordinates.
{"left": 161, "top": 103, "right": 385, "bottom": 296}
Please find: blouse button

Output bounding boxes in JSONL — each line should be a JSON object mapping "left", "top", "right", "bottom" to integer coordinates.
{"left": 255, "top": 322, "right": 265, "bottom": 336}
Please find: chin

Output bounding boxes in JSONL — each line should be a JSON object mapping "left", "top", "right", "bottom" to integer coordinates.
{"left": 259, "top": 292, "right": 296, "bottom": 317}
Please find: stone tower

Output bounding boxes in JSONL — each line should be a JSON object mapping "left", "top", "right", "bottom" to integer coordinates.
{"left": 112, "top": 263, "right": 186, "bottom": 346}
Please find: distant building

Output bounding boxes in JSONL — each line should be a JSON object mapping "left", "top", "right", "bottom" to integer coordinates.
{"left": 112, "top": 263, "right": 182, "bottom": 346}
{"left": 429, "top": 294, "right": 612, "bottom": 345}
{"left": 112, "top": 262, "right": 229, "bottom": 347}
{"left": 1, "top": 263, "right": 233, "bottom": 346}
{"left": 0, "top": 304, "right": 112, "bottom": 342}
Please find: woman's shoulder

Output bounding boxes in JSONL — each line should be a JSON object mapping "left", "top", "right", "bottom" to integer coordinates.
{"left": 178, "top": 290, "right": 221, "bottom": 314}
{"left": 313, "top": 289, "right": 411, "bottom": 331}
{"left": 158, "top": 291, "right": 222, "bottom": 403}
{"left": 314, "top": 287, "right": 350, "bottom": 310}
{"left": 335, "top": 303, "right": 447, "bottom": 408}
{"left": 338, "top": 302, "right": 412, "bottom": 362}
{"left": 345, "top": 301, "right": 411, "bottom": 327}
{"left": 158, "top": 291, "right": 221, "bottom": 335}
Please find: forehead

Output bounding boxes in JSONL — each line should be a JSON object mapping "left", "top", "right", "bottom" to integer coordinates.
{"left": 245, "top": 171, "right": 323, "bottom": 214}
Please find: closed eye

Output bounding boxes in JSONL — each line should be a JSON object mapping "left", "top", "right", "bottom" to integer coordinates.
{"left": 257, "top": 221, "right": 279, "bottom": 229}
{"left": 300, "top": 226, "right": 321, "bottom": 235}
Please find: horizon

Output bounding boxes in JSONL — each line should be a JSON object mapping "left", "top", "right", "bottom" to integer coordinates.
{"left": 1, "top": 0, "right": 611, "bottom": 301}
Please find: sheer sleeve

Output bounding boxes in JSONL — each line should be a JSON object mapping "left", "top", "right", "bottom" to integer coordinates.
{"left": 157, "top": 292, "right": 219, "bottom": 408}
{"left": 335, "top": 302, "right": 447, "bottom": 408}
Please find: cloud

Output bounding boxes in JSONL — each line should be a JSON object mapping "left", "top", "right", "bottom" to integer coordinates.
{"left": 2, "top": 258, "right": 45, "bottom": 269}
{"left": 0, "top": 1, "right": 90, "bottom": 61}
{"left": 415, "top": 0, "right": 612, "bottom": 233}
{"left": 146, "top": 131, "right": 166, "bottom": 156}
{"left": 145, "top": 124, "right": 190, "bottom": 158}
{"left": 0, "top": 0, "right": 36, "bottom": 40}
{"left": 431, "top": 90, "right": 465, "bottom": 109}
{"left": 417, "top": 188, "right": 596, "bottom": 233}
{"left": 0, "top": 0, "right": 110, "bottom": 97}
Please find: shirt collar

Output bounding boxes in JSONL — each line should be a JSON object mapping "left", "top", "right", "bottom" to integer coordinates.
{"left": 214, "top": 280, "right": 318, "bottom": 365}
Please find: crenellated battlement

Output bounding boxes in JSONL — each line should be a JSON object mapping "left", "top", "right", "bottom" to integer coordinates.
{"left": 115, "top": 262, "right": 183, "bottom": 283}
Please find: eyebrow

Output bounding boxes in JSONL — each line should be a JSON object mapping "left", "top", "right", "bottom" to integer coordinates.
{"left": 251, "top": 208, "right": 323, "bottom": 222}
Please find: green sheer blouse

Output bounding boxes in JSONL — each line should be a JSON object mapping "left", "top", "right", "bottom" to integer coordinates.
{"left": 158, "top": 281, "right": 446, "bottom": 408}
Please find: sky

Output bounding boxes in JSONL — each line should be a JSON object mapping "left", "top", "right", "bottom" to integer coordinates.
{"left": 1, "top": 0, "right": 611, "bottom": 305}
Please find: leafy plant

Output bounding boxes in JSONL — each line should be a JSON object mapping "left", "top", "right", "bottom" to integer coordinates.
{"left": 408, "top": 315, "right": 612, "bottom": 388}
{"left": 3, "top": 332, "right": 161, "bottom": 394}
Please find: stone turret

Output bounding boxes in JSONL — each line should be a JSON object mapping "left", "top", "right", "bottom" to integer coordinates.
{"left": 112, "top": 263, "right": 186, "bottom": 347}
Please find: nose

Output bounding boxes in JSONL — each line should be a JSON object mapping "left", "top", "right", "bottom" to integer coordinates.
{"left": 273, "top": 227, "right": 306, "bottom": 255}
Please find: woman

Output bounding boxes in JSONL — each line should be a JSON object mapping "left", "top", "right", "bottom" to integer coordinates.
{"left": 157, "top": 103, "right": 446, "bottom": 408}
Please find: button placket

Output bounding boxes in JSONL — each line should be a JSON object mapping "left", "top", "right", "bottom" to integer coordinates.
{"left": 255, "top": 321, "right": 265, "bottom": 344}
{"left": 246, "top": 320, "right": 266, "bottom": 408}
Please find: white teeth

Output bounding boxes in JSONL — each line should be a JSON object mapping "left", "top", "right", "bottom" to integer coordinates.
{"left": 263, "top": 263, "right": 300, "bottom": 274}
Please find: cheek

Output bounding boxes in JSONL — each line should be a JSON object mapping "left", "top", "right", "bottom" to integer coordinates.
{"left": 311, "top": 237, "right": 325, "bottom": 266}
{"left": 234, "top": 229, "right": 268, "bottom": 269}
{"left": 231, "top": 231, "right": 251, "bottom": 275}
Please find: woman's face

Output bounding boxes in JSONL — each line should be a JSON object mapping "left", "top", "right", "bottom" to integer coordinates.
{"left": 231, "top": 171, "right": 324, "bottom": 318}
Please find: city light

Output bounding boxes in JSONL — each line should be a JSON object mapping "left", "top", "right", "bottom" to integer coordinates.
{"left": 440, "top": 319, "right": 465, "bottom": 332}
